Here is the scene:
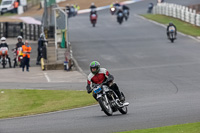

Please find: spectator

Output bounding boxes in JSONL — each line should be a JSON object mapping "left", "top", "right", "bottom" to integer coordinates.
{"left": 13, "top": 0, "right": 19, "bottom": 14}
{"left": 22, "top": 40, "right": 31, "bottom": 72}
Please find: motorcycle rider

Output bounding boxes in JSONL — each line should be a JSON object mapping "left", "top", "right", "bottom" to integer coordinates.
{"left": 116, "top": 8, "right": 124, "bottom": 22}
{"left": 14, "top": 36, "right": 24, "bottom": 67}
{"left": 122, "top": 4, "right": 129, "bottom": 20}
{"left": 0, "top": 37, "right": 12, "bottom": 68}
{"left": 86, "top": 61, "right": 125, "bottom": 102}
{"left": 122, "top": 4, "right": 129, "bottom": 11}
{"left": 166, "top": 22, "right": 177, "bottom": 39}
{"left": 114, "top": 1, "right": 121, "bottom": 8}
{"left": 65, "top": 4, "right": 70, "bottom": 14}
{"left": 16, "top": 36, "right": 24, "bottom": 49}
{"left": 148, "top": 3, "right": 154, "bottom": 13}
{"left": 90, "top": 2, "right": 97, "bottom": 15}
{"left": 36, "top": 33, "right": 45, "bottom": 65}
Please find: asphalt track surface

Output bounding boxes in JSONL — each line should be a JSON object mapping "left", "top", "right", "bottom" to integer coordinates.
{"left": 1, "top": 0, "right": 200, "bottom": 133}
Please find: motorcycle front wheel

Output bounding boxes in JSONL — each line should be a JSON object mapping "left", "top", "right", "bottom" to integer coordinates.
{"left": 118, "top": 106, "right": 128, "bottom": 114}
{"left": 98, "top": 96, "right": 113, "bottom": 116}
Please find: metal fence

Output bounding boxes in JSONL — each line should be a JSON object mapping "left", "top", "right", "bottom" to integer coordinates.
{"left": 153, "top": 3, "right": 200, "bottom": 26}
{"left": 0, "top": 22, "right": 42, "bottom": 40}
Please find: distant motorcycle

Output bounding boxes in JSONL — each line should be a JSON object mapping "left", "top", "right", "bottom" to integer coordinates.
{"left": 168, "top": 26, "right": 176, "bottom": 43}
{"left": 12, "top": 47, "right": 23, "bottom": 68}
{"left": 117, "top": 12, "right": 124, "bottom": 24}
{"left": 123, "top": 9, "right": 129, "bottom": 21}
{"left": 147, "top": 3, "right": 154, "bottom": 13}
{"left": 90, "top": 13, "right": 97, "bottom": 27}
{"left": 110, "top": 7, "right": 116, "bottom": 15}
{"left": 92, "top": 82, "right": 129, "bottom": 116}
{"left": 0, "top": 47, "right": 9, "bottom": 68}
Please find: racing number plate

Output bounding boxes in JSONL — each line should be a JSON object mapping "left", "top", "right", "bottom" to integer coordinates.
{"left": 94, "top": 87, "right": 102, "bottom": 94}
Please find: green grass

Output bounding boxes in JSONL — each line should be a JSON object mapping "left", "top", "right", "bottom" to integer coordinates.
{"left": 0, "top": 12, "right": 17, "bottom": 16}
{"left": 117, "top": 122, "right": 200, "bottom": 133}
{"left": 0, "top": 89, "right": 97, "bottom": 119}
{"left": 141, "top": 14, "right": 200, "bottom": 37}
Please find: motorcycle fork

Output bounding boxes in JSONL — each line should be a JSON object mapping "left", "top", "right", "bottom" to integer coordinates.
{"left": 103, "top": 92, "right": 109, "bottom": 104}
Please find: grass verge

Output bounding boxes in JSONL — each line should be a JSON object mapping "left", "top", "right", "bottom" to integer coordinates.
{"left": 0, "top": 89, "right": 96, "bottom": 119}
{"left": 117, "top": 122, "right": 200, "bottom": 133}
{"left": 141, "top": 14, "right": 200, "bottom": 37}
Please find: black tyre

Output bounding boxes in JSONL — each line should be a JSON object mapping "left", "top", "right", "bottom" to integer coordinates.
{"left": 2, "top": 59, "right": 5, "bottom": 68}
{"left": 98, "top": 96, "right": 113, "bottom": 116}
{"left": 93, "top": 23, "right": 95, "bottom": 27}
{"left": 118, "top": 106, "right": 128, "bottom": 114}
{"left": 171, "top": 39, "right": 174, "bottom": 43}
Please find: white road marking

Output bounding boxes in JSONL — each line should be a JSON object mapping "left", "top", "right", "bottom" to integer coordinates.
{"left": 0, "top": 104, "right": 98, "bottom": 120}
{"left": 44, "top": 72, "right": 51, "bottom": 82}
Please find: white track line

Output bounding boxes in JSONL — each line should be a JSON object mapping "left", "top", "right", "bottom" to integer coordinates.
{"left": 0, "top": 104, "right": 98, "bottom": 121}
{"left": 44, "top": 72, "right": 51, "bottom": 82}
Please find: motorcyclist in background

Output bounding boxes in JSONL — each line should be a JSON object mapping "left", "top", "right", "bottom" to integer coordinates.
{"left": 0, "top": 37, "right": 12, "bottom": 68}
{"left": 116, "top": 7, "right": 124, "bottom": 22}
{"left": 90, "top": 2, "right": 97, "bottom": 15}
{"left": 122, "top": 4, "right": 130, "bottom": 20}
{"left": 65, "top": 4, "right": 70, "bottom": 14}
{"left": 116, "top": 7, "right": 123, "bottom": 15}
{"left": 16, "top": 36, "right": 24, "bottom": 50}
{"left": 86, "top": 61, "right": 125, "bottom": 102}
{"left": 122, "top": 4, "right": 129, "bottom": 11}
{"left": 166, "top": 22, "right": 177, "bottom": 39}
{"left": 36, "top": 33, "right": 45, "bottom": 65}
{"left": 113, "top": 1, "right": 121, "bottom": 8}
{"left": 147, "top": 3, "right": 154, "bottom": 13}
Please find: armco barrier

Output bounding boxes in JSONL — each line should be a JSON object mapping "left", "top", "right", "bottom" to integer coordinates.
{"left": 153, "top": 3, "right": 200, "bottom": 26}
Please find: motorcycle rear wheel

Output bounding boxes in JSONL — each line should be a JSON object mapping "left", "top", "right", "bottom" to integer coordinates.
{"left": 98, "top": 96, "right": 113, "bottom": 116}
{"left": 2, "top": 59, "right": 6, "bottom": 68}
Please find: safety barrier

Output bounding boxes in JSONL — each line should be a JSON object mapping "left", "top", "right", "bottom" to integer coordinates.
{"left": 153, "top": 3, "right": 200, "bottom": 26}
{"left": 0, "top": 22, "right": 41, "bottom": 40}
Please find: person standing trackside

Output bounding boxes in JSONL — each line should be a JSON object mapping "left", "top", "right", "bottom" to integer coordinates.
{"left": 36, "top": 34, "right": 45, "bottom": 65}
{"left": 22, "top": 40, "right": 31, "bottom": 72}
{"left": 13, "top": 0, "right": 19, "bottom": 14}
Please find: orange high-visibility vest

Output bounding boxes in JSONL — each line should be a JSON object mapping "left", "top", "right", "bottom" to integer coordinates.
{"left": 22, "top": 45, "right": 31, "bottom": 58}
{"left": 14, "top": 1, "right": 19, "bottom": 8}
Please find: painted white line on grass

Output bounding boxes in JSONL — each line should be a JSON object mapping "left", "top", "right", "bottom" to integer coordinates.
{"left": 44, "top": 72, "right": 51, "bottom": 82}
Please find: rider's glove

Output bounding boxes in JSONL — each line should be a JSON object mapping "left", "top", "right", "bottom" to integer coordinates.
{"left": 106, "top": 74, "right": 114, "bottom": 83}
{"left": 86, "top": 84, "right": 92, "bottom": 94}
{"left": 87, "top": 88, "right": 92, "bottom": 94}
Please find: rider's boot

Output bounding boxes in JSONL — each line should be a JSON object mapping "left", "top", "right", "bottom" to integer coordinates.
{"left": 110, "top": 83, "right": 125, "bottom": 102}
{"left": 8, "top": 57, "right": 12, "bottom": 68}
{"left": 119, "top": 93, "right": 125, "bottom": 103}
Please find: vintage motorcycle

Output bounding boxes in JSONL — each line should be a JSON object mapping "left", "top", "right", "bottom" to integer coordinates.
{"left": 12, "top": 47, "right": 23, "bottom": 68}
{"left": 110, "top": 7, "right": 116, "bottom": 15}
{"left": 117, "top": 12, "right": 124, "bottom": 24}
{"left": 0, "top": 47, "right": 9, "bottom": 68}
{"left": 92, "top": 82, "right": 129, "bottom": 116}
{"left": 123, "top": 9, "right": 129, "bottom": 21}
{"left": 168, "top": 26, "right": 176, "bottom": 43}
{"left": 90, "top": 13, "right": 97, "bottom": 27}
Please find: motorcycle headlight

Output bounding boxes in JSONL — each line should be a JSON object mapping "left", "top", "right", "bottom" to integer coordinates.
{"left": 111, "top": 8, "right": 115, "bottom": 11}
